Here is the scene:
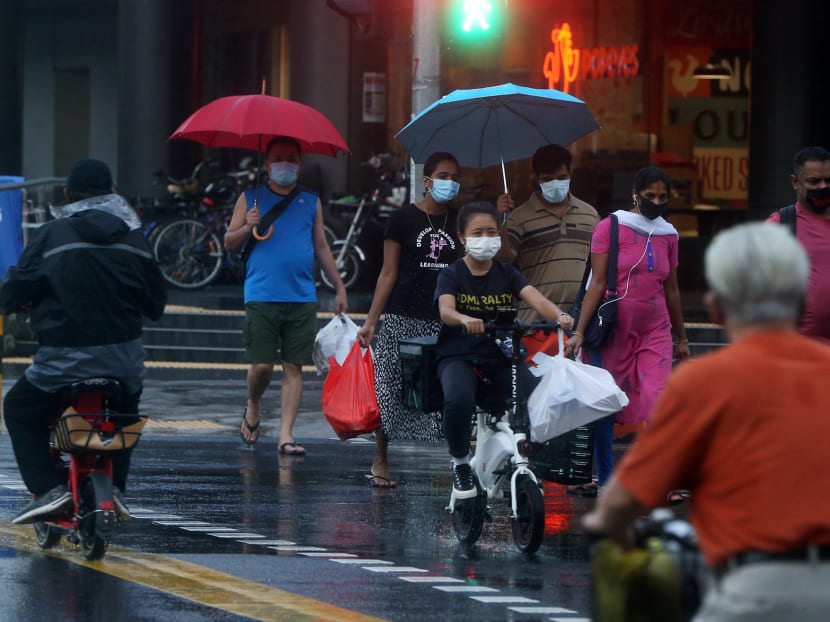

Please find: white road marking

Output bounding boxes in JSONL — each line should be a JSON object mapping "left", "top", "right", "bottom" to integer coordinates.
{"left": 363, "top": 566, "right": 428, "bottom": 573}
{"left": 298, "top": 552, "right": 358, "bottom": 558}
{"left": 471, "top": 596, "right": 540, "bottom": 604}
{"left": 210, "top": 533, "right": 266, "bottom": 539}
{"left": 508, "top": 606, "right": 578, "bottom": 614}
{"left": 179, "top": 526, "right": 237, "bottom": 533}
{"left": 267, "top": 546, "right": 328, "bottom": 552}
{"left": 153, "top": 520, "right": 211, "bottom": 526}
{"left": 331, "top": 558, "right": 394, "bottom": 565}
{"left": 399, "top": 576, "right": 465, "bottom": 584}
{"left": 433, "top": 586, "right": 500, "bottom": 593}
{"left": 237, "top": 539, "right": 296, "bottom": 546}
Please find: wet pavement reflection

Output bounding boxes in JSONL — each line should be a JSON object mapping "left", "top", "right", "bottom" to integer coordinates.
{"left": 0, "top": 371, "right": 603, "bottom": 621}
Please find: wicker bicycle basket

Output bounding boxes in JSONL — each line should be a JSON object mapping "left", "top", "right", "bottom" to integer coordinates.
{"left": 51, "top": 408, "right": 147, "bottom": 453}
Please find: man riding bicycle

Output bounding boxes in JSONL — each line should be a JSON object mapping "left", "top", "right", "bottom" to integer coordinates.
{"left": 0, "top": 159, "right": 166, "bottom": 524}
{"left": 583, "top": 222, "right": 830, "bottom": 621}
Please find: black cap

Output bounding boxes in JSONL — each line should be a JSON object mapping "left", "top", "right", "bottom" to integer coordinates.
{"left": 66, "top": 159, "right": 113, "bottom": 193}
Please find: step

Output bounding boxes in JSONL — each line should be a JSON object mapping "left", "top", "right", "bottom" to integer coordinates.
{"left": 6, "top": 309, "right": 727, "bottom": 365}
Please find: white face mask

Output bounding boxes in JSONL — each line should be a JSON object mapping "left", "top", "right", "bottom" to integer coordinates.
{"left": 464, "top": 236, "right": 501, "bottom": 261}
{"left": 540, "top": 178, "right": 570, "bottom": 204}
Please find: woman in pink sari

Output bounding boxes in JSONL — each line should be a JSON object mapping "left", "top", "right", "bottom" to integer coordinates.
{"left": 566, "top": 166, "right": 691, "bottom": 492}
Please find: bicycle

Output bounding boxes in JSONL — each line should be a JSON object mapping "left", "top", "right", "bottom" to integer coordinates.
{"left": 32, "top": 378, "right": 147, "bottom": 561}
{"left": 590, "top": 509, "right": 702, "bottom": 622}
{"left": 319, "top": 154, "right": 409, "bottom": 291}
{"left": 400, "top": 311, "right": 559, "bottom": 554}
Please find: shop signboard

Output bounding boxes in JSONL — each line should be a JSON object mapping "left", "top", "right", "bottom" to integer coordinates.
{"left": 362, "top": 72, "right": 386, "bottom": 123}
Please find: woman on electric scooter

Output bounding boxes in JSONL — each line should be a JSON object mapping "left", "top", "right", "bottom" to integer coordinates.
{"left": 356, "top": 152, "right": 463, "bottom": 487}
{"left": 434, "top": 202, "right": 574, "bottom": 498}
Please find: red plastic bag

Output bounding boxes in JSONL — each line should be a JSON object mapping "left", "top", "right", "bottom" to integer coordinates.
{"left": 322, "top": 342, "right": 380, "bottom": 440}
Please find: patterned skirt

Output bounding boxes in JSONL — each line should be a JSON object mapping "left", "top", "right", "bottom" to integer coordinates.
{"left": 373, "top": 313, "right": 443, "bottom": 442}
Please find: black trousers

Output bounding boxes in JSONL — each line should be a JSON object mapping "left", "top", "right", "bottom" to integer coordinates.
{"left": 438, "top": 357, "right": 538, "bottom": 458}
{"left": 3, "top": 375, "right": 138, "bottom": 495}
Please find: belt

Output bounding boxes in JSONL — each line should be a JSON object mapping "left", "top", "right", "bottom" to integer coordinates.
{"left": 715, "top": 544, "right": 830, "bottom": 578}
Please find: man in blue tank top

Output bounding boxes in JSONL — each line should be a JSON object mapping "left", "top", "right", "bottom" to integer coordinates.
{"left": 225, "top": 137, "right": 348, "bottom": 454}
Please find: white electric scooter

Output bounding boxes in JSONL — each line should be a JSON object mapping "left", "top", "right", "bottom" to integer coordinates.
{"left": 446, "top": 314, "right": 560, "bottom": 554}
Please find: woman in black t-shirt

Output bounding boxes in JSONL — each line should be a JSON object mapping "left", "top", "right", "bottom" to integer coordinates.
{"left": 355, "top": 152, "right": 462, "bottom": 487}
{"left": 435, "top": 202, "right": 574, "bottom": 498}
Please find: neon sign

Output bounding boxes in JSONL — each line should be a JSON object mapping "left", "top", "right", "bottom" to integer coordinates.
{"left": 543, "top": 23, "right": 640, "bottom": 94}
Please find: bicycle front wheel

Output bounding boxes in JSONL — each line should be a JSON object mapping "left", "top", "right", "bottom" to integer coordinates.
{"left": 154, "top": 219, "right": 223, "bottom": 289}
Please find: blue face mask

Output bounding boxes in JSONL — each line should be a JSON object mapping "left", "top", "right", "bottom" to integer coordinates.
{"left": 269, "top": 162, "right": 299, "bottom": 186}
{"left": 428, "top": 178, "right": 460, "bottom": 204}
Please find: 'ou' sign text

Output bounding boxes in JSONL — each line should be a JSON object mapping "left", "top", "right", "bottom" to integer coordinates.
{"left": 543, "top": 23, "right": 640, "bottom": 94}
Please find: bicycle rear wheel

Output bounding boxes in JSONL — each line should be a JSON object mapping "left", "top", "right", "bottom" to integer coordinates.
{"left": 154, "top": 219, "right": 223, "bottom": 289}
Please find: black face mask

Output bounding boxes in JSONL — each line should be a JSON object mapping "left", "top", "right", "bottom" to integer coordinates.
{"left": 637, "top": 197, "right": 667, "bottom": 220}
{"left": 805, "top": 187, "right": 830, "bottom": 213}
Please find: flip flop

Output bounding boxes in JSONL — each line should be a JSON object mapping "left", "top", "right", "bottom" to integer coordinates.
{"left": 278, "top": 441, "right": 306, "bottom": 456}
{"left": 365, "top": 474, "right": 397, "bottom": 488}
{"left": 240, "top": 409, "right": 260, "bottom": 446}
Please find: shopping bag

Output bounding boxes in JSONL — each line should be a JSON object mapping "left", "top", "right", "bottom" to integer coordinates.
{"left": 527, "top": 341, "right": 629, "bottom": 443}
{"left": 313, "top": 314, "right": 359, "bottom": 374}
{"left": 322, "top": 342, "right": 380, "bottom": 440}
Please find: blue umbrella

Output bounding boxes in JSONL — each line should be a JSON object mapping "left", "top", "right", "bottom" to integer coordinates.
{"left": 395, "top": 83, "right": 600, "bottom": 192}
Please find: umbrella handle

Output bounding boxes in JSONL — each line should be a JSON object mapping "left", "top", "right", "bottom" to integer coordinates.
{"left": 252, "top": 225, "right": 274, "bottom": 241}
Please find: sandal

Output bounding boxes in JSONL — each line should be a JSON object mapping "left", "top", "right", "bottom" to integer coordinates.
{"left": 240, "top": 409, "right": 260, "bottom": 446}
{"left": 567, "top": 482, "right": 599, "bottom": 497}
{"left": 278, "top": 441, "right": 306, "bottom": 456}
{"left": 365, "top": 474, "right": 397, "bottom": 488}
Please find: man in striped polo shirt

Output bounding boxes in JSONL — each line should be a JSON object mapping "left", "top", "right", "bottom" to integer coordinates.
{"left": 497, "top": 144, "right": 599, "bottom": 322}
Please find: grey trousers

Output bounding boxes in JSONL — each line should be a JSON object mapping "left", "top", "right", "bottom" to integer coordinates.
{"left": 694, "top": 561, "right": 830, "bottom": 622}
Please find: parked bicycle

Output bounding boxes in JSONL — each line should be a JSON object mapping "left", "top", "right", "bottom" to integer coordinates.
{"left": 152, "top": 176, "right": 241, "bottom": 289}
{"left": 319, "top": 153, "right": 409, "bottom": 291}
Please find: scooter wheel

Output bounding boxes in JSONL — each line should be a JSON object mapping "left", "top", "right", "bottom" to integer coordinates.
{"left": 34, "top": 521, "right": 62, "bottom": 549}
{"left": 452, "top": 490, "right": 487, "bottom": 545}
{"left": 79, "top": 479, "right": 109, "bottom": 561}
{"left": 511, "top": 475, "right": 545, "bottom": 554}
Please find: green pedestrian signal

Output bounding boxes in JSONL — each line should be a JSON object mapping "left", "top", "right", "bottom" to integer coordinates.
{"left": 447, "top": 0, "right": 505, "bottom": 44}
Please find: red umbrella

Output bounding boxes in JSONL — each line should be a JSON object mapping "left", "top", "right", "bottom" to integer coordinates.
{"left": 169, "top": 94, "right": 349, "bottom": 156}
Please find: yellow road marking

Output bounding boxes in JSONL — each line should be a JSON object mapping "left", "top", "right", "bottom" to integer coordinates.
{"left": 0, "top": 525, "right": 387, "bottom": 622}
{"left": 144, "top": 420, "right": 231, "bottom": 431}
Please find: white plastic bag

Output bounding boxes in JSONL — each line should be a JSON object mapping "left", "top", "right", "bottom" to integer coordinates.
{"left": 527, "top": 342, "right": 629, "bottom": 443}
{"left": 313, "top": 315, "right": 359, "bottom": 374}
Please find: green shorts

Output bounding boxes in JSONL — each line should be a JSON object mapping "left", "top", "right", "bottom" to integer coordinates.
{"left": 244, "top": 301, "right": 319, "bottom": 365}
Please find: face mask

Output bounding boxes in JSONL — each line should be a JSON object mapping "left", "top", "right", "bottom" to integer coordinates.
{"left": 540, "top": 179, "right": 570, "bottom": 204}
{"left": 428, "top": 178, "right": 460, "bottom": 204}
{"left": 269, "top": 162, "right": 299, "bottom": 186}
{"left": 464, "top": 236, "right": 501, "bottom": 261}
{"left": 805, "top": 187, "right": 830, "bottom": 213}
{"left": 637, "top": 196, "right": 667, "bottom": 220}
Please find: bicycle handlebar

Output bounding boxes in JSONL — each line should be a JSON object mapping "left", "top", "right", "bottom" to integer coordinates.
{"left": 482, "top": 319, "right": 561, "bottom": 335}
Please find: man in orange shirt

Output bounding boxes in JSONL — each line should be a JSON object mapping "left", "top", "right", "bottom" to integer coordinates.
{"left": 583, "top": 222, "right": 830, "bottom": 621}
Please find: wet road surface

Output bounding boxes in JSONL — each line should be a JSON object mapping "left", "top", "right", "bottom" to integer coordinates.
{"left": 0, "top": 370, "right": 599, "bottom": 621}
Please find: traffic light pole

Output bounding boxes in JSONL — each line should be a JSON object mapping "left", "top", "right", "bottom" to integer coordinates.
{"left": 410, "top": 0, "right": 442, "bottom": 201}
